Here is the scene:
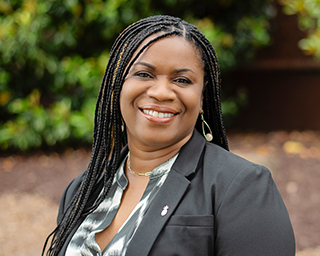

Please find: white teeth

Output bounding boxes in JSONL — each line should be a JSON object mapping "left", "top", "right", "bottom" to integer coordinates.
{"left": 143, "top": 109, "right": 174, "bottom": 118}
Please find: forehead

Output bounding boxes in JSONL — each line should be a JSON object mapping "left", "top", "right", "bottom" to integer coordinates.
{"left": 132, "top": 34, "right": 203, "bottom": 68}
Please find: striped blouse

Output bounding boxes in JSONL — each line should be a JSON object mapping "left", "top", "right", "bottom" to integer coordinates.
{"left": 66, "top": 153, "right": 178, "bottom": 256}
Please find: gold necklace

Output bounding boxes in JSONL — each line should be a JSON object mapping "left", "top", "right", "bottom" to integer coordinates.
{"left": 127, "top": 152, "right": 152, "bottom": 177}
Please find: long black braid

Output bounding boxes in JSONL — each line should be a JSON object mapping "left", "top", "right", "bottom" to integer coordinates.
{"left": 42, "top": 15, "right": 228, "bottom": 256}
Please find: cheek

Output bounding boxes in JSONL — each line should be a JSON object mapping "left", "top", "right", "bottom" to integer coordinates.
{"left": 179, "top": 93, "right": 203, "bottom": 124}
{"left": 187, "top": 89, "right": 204, "bottom": 112}
{"left": 120, "top": 80, "right": 144, "bottom": 102}
{"left": 119, "top": 91, "right": 125, "bottom": 115}
{"left": 120, "top": 82, "right": 133, "bottom": 110}
{"left": 119, "top": 81, "right": 142, "bottom": 121}
{"left": 119, "top": 89, "right": 131, "bottom": 122}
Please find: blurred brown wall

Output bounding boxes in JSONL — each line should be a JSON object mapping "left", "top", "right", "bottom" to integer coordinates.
{"left": 225, "top": 3, "right": 320, "bottom": 131}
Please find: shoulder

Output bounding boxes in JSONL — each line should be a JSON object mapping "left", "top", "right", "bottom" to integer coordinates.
{"left": 202, "top": 143, "right": 295, "bottom": 255}
{"left": 178, "top": 131, "right": 272, "bottom": 191}
{"left": 202, "top": 141, "right": 271, "bottom": 180}
{"left": 57, "top": 171, "right": 85, "bottom": 223}
{"left": 201, "top": 142, "right": 276, "bottom": 214}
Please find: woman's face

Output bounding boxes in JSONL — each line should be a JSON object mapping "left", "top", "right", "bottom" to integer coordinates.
{"left": 120, "top": 35, "right": 205, "bottom": 151}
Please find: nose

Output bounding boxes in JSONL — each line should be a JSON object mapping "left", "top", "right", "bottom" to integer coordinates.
{"left": 147, "top": 77, "right": 176, "bottom": 101}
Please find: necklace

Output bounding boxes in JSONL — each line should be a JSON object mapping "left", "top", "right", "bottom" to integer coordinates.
{"left": 127, "top": 152, "right": 152, "bottom": 177}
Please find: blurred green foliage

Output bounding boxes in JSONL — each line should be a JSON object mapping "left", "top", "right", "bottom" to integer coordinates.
{"left": 279, "top": 0, "right": 320, "bottom": 58}
{"left": 0, "top": 0, "right": 273, "bottom": 151}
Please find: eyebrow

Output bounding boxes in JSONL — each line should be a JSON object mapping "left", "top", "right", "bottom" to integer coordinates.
{"left": 174, "top": 68, "right": 195, "bottom": 74}
{"left": 133, "top": 62, "right": 155, "bottom": 70}
{"left": 134, "top": 62, "right": 195, "bottom": 74}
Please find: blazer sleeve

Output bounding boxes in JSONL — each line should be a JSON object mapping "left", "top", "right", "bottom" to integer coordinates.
{"left": 214, "top": 164, "right": 295, "bottom": 256}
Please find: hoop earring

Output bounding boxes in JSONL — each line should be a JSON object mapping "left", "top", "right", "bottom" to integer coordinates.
{"left": 201, "top": 112, "right": 213, "bottom": 142}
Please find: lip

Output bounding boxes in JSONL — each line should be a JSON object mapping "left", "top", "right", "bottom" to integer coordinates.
{"left": 139, "top": 106, "right": 179, "bottom": 124}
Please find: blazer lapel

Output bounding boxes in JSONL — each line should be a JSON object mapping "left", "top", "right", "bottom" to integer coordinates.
{"left": 125, "top": 130, "right": 206, "bottom": 256}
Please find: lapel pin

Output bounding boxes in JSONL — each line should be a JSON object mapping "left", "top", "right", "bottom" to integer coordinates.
{"left": 161, "top": 205, "right": 169, "bottom": 216}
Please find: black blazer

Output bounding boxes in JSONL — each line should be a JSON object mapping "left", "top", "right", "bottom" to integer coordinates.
{"left": 57, "top": 130, "right": 295, "bottom": 255}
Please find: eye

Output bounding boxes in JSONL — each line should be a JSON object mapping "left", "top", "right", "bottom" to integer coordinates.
{"left": 135, "top": 72, "right": 152, "bottom": 78}
{"left": 175, "top": 77, "right": 191, "bottom": 84}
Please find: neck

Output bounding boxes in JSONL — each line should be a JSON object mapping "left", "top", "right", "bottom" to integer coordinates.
{"left": 126, "top": 135, "right": 190, "bottom": 175}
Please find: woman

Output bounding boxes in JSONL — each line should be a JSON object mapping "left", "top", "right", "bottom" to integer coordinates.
{"left": 43, "top": 15, "right": 295, "bottom": 255}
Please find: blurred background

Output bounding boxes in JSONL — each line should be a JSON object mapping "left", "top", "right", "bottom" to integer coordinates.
{"left": 0, "top": 0, "right": 320, "bottom": 255}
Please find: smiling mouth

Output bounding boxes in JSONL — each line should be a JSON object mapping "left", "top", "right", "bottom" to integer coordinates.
{"left": 142, "top": 109, "right": 176, "bottom": 118}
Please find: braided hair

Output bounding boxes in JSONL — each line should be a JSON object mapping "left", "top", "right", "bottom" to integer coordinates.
{"left": 42, "top": 15, "right": 228, "bottom": 256}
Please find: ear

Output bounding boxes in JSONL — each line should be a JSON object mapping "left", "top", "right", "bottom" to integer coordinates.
{"left": 200, "top": 81, "right": 208, "bottom": 113}
{"left": 199, "top": 92, "right": 203, "bottom": 114}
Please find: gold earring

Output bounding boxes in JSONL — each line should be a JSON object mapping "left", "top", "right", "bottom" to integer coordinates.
{"left": 201, "top": 112, "right": 213, "bottom": 142}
